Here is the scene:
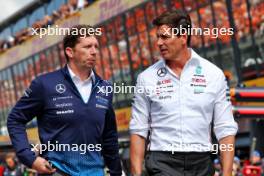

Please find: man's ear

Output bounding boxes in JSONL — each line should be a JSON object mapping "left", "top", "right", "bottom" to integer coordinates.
{"left": 65, "top": 47, "right": 74, "bottom": 59}
{"left": 180, "top": 33, "right": 188, "bottom": 46}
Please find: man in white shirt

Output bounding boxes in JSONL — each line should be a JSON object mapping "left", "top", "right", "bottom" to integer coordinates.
{"left": 129, "top": 10, "right": 238, "bottom": 176}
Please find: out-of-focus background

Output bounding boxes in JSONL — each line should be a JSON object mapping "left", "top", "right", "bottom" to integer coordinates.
{"left": 0, "top": 0, "right": 263, "bottom": 175}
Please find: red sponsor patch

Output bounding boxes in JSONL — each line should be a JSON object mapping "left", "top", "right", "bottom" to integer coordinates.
{"left": 160, "top": 79, "right": 171, "bottom": 84}
{"left": 192, "top": 78, "right": 206, "bottom": 83}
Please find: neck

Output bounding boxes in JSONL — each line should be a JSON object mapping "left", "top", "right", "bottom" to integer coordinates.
{"left": 166, "top": 48, "right": 191, "bottom": 70}
{"left": 165, "top": 48, "right": 191, "bottom": 77}
{"left": 68, "top": 63, "right": 91, "bottom": 81}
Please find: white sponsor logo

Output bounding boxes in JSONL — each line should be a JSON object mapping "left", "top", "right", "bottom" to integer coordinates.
{"left": 56, "top": 109, "right": 74, "bottom": 114}
{"left": 96, "top": 104, "right": 108, "bottom": 109}
{"left": 55, "top": 84, "right": 66, "bottom": 94}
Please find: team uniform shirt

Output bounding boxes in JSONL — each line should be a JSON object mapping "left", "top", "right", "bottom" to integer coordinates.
{"left": 68, "top": 65, "right": 94, "bottom": 103}
{"left": 130, "top": 49, "right": 238, "bottom": 152}
{"left": 7, "top": 66, "right": 122, "bottom": 176}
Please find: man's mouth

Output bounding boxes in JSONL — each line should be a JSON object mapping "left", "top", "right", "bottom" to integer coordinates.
{"left": 87, "top": 58, "right": 96, "bottom": 62}
{"left": 160, "top": 48, "right": 168, "bottom": 54}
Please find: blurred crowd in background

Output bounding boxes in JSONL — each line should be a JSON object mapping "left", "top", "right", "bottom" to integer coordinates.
{"left": 214, "top": 150, "right": 264, "bottom": 176}
{"left": 0, "top": 0, "right": 263, "bottom": 53}
{"left": 0, "top": 150, "right": 264, "bottom": 176}
{"left": 0, "top": 153, "right": 35, "bottom": 176}
{"left": 0, "top": 0, "right": 96, "bottom": 53}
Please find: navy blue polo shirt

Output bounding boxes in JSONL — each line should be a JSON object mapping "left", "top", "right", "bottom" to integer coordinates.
{"left": 7, "top": 66, "right": 122, "bottom": 176}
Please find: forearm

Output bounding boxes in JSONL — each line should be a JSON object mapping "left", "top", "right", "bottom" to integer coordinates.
{"left": 7, "top": 111, "right": 36, "bottom": 167}
{"left": 219, "top": 135, "right": 235, "bottom": 176}
{"left": 103, "top": 107, "right": 122, "bottom": 175}
{"left": 130, "top": 134, "right": 146, "bottom": 175}
{"left": 102, "top": 142, "right": 121, "bottom": 176}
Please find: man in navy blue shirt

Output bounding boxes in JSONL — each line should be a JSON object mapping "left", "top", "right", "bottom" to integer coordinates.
{"left": 7, "top": 24, "right": 122, "bottom": 176}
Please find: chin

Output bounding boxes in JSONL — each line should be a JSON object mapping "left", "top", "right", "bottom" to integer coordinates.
{"left": 162, "top": 56, "right": 173, "bottom": 61}
{"left": 88, "top": 64, "right": 96, "bottom": 69}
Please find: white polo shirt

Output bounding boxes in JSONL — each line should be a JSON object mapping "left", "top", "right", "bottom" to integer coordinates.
{"left": 129, "top": 49, "right": 238, "bottom": 152}
{"left": 68, "top": 66, "right": 95, "bottom": 103}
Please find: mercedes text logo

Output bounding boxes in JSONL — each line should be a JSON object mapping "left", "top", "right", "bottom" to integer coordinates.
{"left": 157, "top": 67, "right": 167, "bottom": 77}
{"left": 56, "top": 84, "right": 66, "bottom": 94}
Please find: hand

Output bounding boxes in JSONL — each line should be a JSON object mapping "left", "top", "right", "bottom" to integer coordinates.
{"left": 32, "top": 157, "right": 56, "bottom": 174}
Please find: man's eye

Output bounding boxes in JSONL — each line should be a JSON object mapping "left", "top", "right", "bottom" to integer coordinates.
{"left": 161, "top": 35, "right": 170, "bottom": 39}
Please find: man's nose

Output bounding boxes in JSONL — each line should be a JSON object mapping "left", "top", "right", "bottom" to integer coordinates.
{"left": 90, "top": 46, "right": 98, "bottom": 55}
{"left": 157, "top": 37, "right": 164, "bottom": 47}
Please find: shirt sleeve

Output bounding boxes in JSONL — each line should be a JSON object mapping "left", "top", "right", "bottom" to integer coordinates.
{"left": 102, "top": 91, "right": 122, "bottom": 176}
{"left": 129, "top": 74, "right": 151, "bottom": 139}
{"left": 7, "top": 77, "right": 44, "bottom": 167}
{"left": 213, "top": 72, "right": 238, "bottom": 141}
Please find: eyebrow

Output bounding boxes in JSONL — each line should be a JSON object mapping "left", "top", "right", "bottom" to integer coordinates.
{"left": 156, "top": 33, "right": 170, "bottom": 38}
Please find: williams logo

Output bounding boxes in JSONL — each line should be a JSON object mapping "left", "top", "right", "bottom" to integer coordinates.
{"left": 55, "top": 84, "right": 66, "bottom": 94}
{"left": 56, "top": 109, "right": 74, "bottom": 114}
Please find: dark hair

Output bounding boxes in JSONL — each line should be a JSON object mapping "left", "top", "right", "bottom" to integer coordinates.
{"left": 152, "top": 10, "right": 192, "bottom": 46}
{"left": 63, "top": 24, "right": 96, "bottom": 62}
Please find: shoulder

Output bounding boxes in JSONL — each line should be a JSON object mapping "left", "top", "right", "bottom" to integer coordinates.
{"left": 36, "top": 69, "right": 63, "bottom": 82}
{"left": 197, "top": 55, "right": 225, "bottom": 79}
{"left": 138, "top": 59, "right": 165, "bottom": 81}
{"left": 195, "top": 54, "right": 227, "bottom": 92}
{"left": 101, "top": 79, "right": 113, "bottom": 87}
{"left": 25, "top": 69, "right": 65, "bottom": 94}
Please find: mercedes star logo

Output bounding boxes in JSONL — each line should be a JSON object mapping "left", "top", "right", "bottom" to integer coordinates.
{"left": 157, "top": 67, "right": 167, "bottom": 77}
{"left": 56, "top": 84, "right": 66, "bottom": 94}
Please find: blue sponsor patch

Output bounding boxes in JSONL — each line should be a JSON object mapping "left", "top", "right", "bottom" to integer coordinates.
{"left": 95, "top": 96, "right": 109, "bottom": 105}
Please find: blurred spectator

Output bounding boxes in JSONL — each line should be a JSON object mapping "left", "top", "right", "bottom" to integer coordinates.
{"left": 251, "top": 150, "right": 262, "bottom": 166}
{"left": 69, "top": 0, "right": 78, "bottom": 13}
{"left": 233, "top": 156, "right": 243, "bottom": 176}
{"left": 0, "top": 40, "right": 4, "bottom": 53}
{"left": 0, "top": 164, "right": 5, "bottom": 176}
{"left": 51, "top": 10, "right": 61, "bottom": 22}
{"left": 42, "top": 15, "right": 54, "bottom": 27}
{"left": 31, "top": 20, "right": 42, "bottom": 33}
{"left": 261, "top": 158, "right": 264, "bottom": 176}
{"left": 77, "top": 0, "right": 88, "bottom": 9}
{"left": 58, "top": 4, "right": 71, "bottom": 18}
{"left": 3, "top": 153, "right": 23, "bottom": 176}
{"left": 214, "top": 158, "right": 221, "bottom": 176}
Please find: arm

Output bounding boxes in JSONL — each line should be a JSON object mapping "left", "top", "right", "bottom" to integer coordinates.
{"left": 213, "top": 72, "right": 238, "bottom": 176}
{"left": 129, "top": 74, "right": 150, "bottom": 175}
{"left": 7, "top": 77, "right": 55, "bottom": 174}
{"left": 102, "top": 105, "right": 122, "bottom": 176}
{"left": 130, "top": 134, "right": 146, "bottom": 175}
{"left": 7, "top": 78, "right": 43, "bottom": 167}
{"left": 219, "top": 135, "right": 235, "bottom": 176}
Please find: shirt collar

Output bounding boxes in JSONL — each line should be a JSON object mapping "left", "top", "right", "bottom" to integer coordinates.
{"left": 161, "top": 48, "right": 201, "bottom": 68}
{"left": 159, "top": 48, "right": 201, "bottom": 78}
{"left": 67, "top": 65, "right": 95, "bottom": 84}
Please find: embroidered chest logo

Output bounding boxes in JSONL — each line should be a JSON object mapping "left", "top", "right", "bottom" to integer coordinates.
{"left": 155, "top": 79, "right": 174, "bottom": 100}
{"left": 55, "top": 84, "right": 66, "bottom": 94}
{"left": 95, "top": 96, "right": 109, "bottom": 109}
{"left": 191, "top": 66, "right": 206, "bottom": 94}
{"left": 157, "top": 67, "right": 167, "bottom": 77}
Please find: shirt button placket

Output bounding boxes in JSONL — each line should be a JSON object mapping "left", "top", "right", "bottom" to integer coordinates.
{"left": 178, "top": 78, "right": 183, "bottom": 144}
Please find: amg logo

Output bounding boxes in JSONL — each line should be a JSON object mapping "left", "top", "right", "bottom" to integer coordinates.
{"left": 56, "top": 109, "right": 74, "bottom": 114}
